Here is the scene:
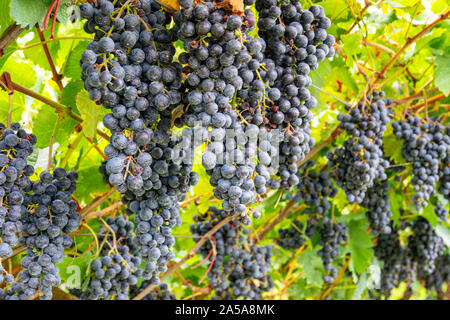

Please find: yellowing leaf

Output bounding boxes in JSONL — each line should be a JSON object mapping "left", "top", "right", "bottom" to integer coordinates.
{"left": 152, "top": 0, "right": 180, "bottom": 12}
{"left": 76, "top": 90, "right": 100, "bottom": 139}
{"left": 214, "top": 0, "right": 244, "bottom": 14}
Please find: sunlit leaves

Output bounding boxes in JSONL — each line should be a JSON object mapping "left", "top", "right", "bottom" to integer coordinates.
{"left": 76, "top": 90, "right": 100, "bottom": 139}
{"left": 348, "top": 219, "right": 374, "bottom": 275}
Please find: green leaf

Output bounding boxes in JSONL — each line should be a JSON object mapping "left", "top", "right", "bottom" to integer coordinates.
{"left": 74, "top": 164, "right": 110, "bottom": 202}
{"left": 435, "top": 54, "right": 450, "bottom": 95}
{"left": 297, "top": 249, "right": 324, "bottom": 287}
{"left": 435, "top": 224, "right": 450, "bottom": 248}
{"left": 383, "top": 125, "right": 406, "bottom": 164}
{"left": 76, "top": 90, "right": 100, "bottom": 138}
{"left": 0, "top": 56, "right": 37, "bottom": 121}
{"left": 341, "top": 33, "right": 362, "bottom": 57}
{"left": 58, "top": 251, "right": 93, "bottom": 289}
{"left": 0, "top": 0, "right": 12, "bottom": 33}
{"left": 61, "top": 80, "right": 84, "bottom": 109}
{"left": 64, "top": 40, "right": 90, "bottom": 79}
{"left": 348, "top": 219, "right": 374, "bottom": 275}
{"left": 431, "top": 0, "right": 448, "bottom": 14}
{"left": 32, "top": 106, "right": 77, "bottom": 148}
{"left": 422, "top": 201, "right": 438, "bottom": 227}
{"left": 390, "top": 192, "right": 403, "bottom": 227}
{"left": 10, "top": 0, "right": 75, "bottom": 29}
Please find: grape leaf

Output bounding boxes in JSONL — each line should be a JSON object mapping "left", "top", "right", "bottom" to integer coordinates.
{"left": 76, "top": 90, "right": 100, "bottom": 138}
{"left": 435, "top": 223, "right": 450, "bottom": 247}
{"left": 64, "top": 40, "right": 90, "bottom": 79}
{"left": 390, "top": 192, "right": 403, "bottom": 227}
{"left": 435, "top": 54, "right": 450, "bottom": 95}
{"left": 341, "top": 33, "right": 362, "bottom": 57}
{"left": 0, "top": 0, "right": 12, "bottom": 33}
{"left": 32, "top": 106, "right": 77, "bottom": 148}
{"left": 348, "top": 219, "right": 374, "bottom": 275}
{"left": 383, "top": 125, "right": 406, "bottom": 164}
{"left": 153, "top": 0, "right": 180, "bottom": 12}
{"left": 58, "top": 252, "right": 93, "bottom": 289}
{"left": 297, "top": 249, "right": 324, "bottom": 287}
{"left": 10, "top": 0, "right": 75, "bottom": 29}
{"left": 214, "top": 0, "right": 244, "bottom": 14}
{"left": 61, "top": 80, "right": 84, "bottom": 110}
{"left": 422, "top": 201, "right": 438, "bottom": 227}
{"left": 74, "top": 164, "right": 110, "bottom": 202}
{"left": 0, "top": 56, "right": 36, "bottom": 121}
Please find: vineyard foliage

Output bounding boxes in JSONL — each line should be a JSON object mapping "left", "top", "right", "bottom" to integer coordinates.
{"left": 0, "top": 0, "right": 449, "bottom": 300}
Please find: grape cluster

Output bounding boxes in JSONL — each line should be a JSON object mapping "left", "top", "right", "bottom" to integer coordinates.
{"left": 204, "top": 125, "right": 265, "bottom": 222}
{"left": 106, "top": 132, "right": 198, "bottom": 204}
{"left": 374, "top": 217, "right": 449, "bottom": 297}
{"left": 288, "top": 160, "right": 338, "bottom": 215}
{"left": 173, "top": 0, "right": 267, "bottom": 219}
{"left": 361, "top": 178, "right": 392, "bottom": 235}
{"left": 306, "top": 217, "right": 348, "bottom": 283}
{"left": 13, "top": 168, "right": 81, "bottom": 300}
{"left": 79, "top": 0, "right": 199, "bottom": 295}
{"left": 191, "top": 207, "right": 273, "bottom": 299}
{"left": 421, "top": 253, "right": 450, "bottom": 293}
{"left": 392, "top": 116, "right": 449, "bottom": 209}
{"left": 0, "top": 123, "right": 84, "bottom": 300}
{"left": 373, "top": 221, "right": 414, "bottom": 296}
{"left": 0, "top": 122, "right": 36, "bottom": 259}
{"left": 437, "top": 120, "right": 450, "bottom": 201}
{"left": 80, "top": 0, "right": 180, "bottom": 120}
{"left": 409, "top": 217, "right": 445, "bottom": 276}
{"left": 327, "top": 92, "right": 392, "bottom": 204}
{"left": 255, "top": 1, "right": 335, "bottom": 189}
{"left": 438, "top": 158, "right": 449, "bottom": 201}
{"left": 256, "top": 2, "right": 335, "bottom": 69}
{"left": 277, "top": 220, "right": 306, "bottom": 250}
{"left": 79, "top": 216, "right": 143, "bottom": 300}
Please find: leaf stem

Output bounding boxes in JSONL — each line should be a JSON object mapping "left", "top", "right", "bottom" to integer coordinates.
{"left": 36, "top": 27, "right": 64, "bottom": 91}
{"left": 0, "top": 75, "right": 110, "bottom": 141}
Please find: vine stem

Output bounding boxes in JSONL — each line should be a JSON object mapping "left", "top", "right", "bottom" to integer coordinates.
{"left": 133, "top": 215, "right": 236, "bottom": 300}
{"left": 393, "top": 86, "right": 437, "bottom": 106}
{"left": 80, "top": 187, "right": 117, "bottom": 219}
{"left": 36, "top": 27, "right": 64, "bottom": 91}
{"left": 0, "top": 23, "right": 24, "bottom": 57}
{"left": 85, "top": 135, "right": 108, "bottom": 160}
{"left": 374, "top": 9, "right": 450, "bottom": 83}
{"left": 411, "top": 93, "right": 447, "bottom": 111}
{"left": 361, "top": 39, "right": 394, "bottom": 56}
{"left": 83, "top": 200, "right": 124, "bottom": 220}
{"left": 0, "top": 75, "right": 110, "bottom": 141}
{"left": 254, "top": 201, "right": 299, "bottom": 244}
